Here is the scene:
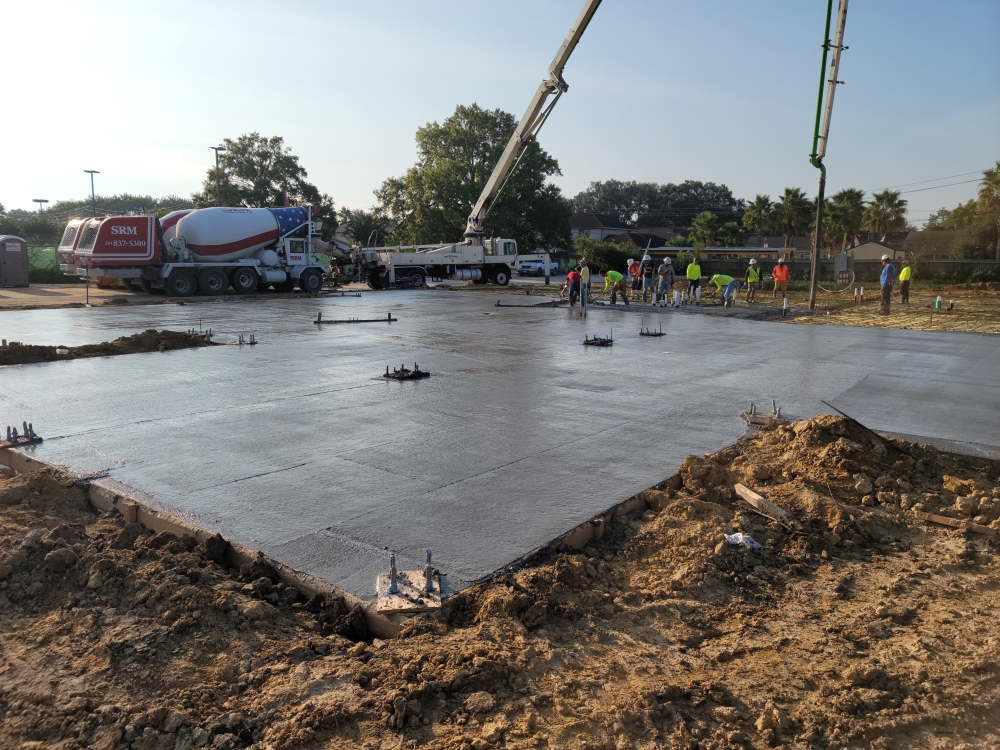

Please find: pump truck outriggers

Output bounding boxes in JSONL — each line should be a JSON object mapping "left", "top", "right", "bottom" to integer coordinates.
{"left": 341, "top": 0, "right": 604, "bottom": 290}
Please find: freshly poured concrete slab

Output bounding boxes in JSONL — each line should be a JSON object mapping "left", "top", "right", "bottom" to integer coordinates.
{"left": 1, "top": 293, "right": 997, "bottom": 598}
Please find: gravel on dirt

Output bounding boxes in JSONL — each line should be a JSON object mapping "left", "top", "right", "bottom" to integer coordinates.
{"left": 0, "top": 330, "right": 220, "bottom": 366}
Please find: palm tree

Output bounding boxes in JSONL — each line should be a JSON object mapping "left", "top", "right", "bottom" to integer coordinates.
{"left": 777, "top": 188, "right": 814, "bottom": 247}
{"left": 689, "top": 211, "right": 719, "bottom": 247}
{"left": 824, "top": 188, "right": 866, "bottom": 256}
{"left": 862, "top": 190, "right": 908, "bottom": 239}
{"left": 742, "top": 194, "right": 774, "bottom": 246}
{"left": 977, "top": 161, "right": 1000, "bottom": 260}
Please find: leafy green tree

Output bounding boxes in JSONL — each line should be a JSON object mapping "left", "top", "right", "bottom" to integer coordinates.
{"left": 741, "top": 194, "right": 775, "bottom": 243}
{"left": 925, "top": 200, "right": 978, "bottom": 230}
{"left": 977, "top": 161, "right": 1000, "bottom": 259}
{"left": 689, "top": 211, "right": 719, "bottom": 246}
{"left": 0, "top": 202, "right": 5, "bottom": 216}
{"left": 862, "top": 189, "right": 907, "bottom": 238}
{"left": 571, "top": 180, "right": 744, "bottom": 227}
{"left": 192, "top": 133, "right": 336, "bottom": 227}
{"left": 342, "top": 208, "right": 391, "bottom": 247}
{"left": 776, "top": 188, "right": 814, "bottom": 247}
{"left": 375, "top": 104, "right": 571, "bottom": 252}
{"left": 824, "top": 188, "right": 866, "bottom": 255}
{"left": 717, "top": 221, "right": 744, "bottom": 247}
{"left": 666, "top": 235, "right": 690, "bottom": 247}
{"left": 572, "top": 234, "right": 630, "bottom": 274}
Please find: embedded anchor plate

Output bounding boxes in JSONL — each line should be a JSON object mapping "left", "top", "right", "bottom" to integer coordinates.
{"left": 376, "top": 570, "right": 442, "bottom": 615}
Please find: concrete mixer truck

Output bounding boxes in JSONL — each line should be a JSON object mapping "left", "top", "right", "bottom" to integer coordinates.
{"left": 58, "top": 206, "right": 328, "bottom": 296}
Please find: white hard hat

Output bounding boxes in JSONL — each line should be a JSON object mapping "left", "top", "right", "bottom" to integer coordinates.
{"left": 627, "top": 258, "right": 634, "bottom": 265}
{"left": 662, "top": 257, "right": 673, "bottom": 264}
{"left": 643, "top": 254, "right": 651, "bottom": 261}
{"left": 749, "top": 258, "right": 758, "bottom": 265}
{"left": 881, "top": 253, "right": 891, "bottom": 261}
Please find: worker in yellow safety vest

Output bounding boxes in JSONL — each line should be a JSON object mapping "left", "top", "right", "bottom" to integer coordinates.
{"left": 686, "top": 259, "right": 702, "bottom": 304}
{"left": 744, "top": 259, "right": 760, "bottom": 303}
{"left": 898, "top": 261, "right": 912, "bottom": 303}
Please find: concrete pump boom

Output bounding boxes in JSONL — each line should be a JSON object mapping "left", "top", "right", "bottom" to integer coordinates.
{"left": 463, "top": 0, "right": 604, "bottom": 241}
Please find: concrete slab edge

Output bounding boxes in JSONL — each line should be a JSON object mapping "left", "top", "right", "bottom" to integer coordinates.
{"left": 0, "top": 446, "right": 400, "bottom": 640}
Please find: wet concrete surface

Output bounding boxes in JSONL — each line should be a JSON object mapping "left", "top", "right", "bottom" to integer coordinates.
{"left": 1, "top": 291, "right": 997, "bottom": 597}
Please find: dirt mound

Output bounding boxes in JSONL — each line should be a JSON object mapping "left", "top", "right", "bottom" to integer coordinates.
{"left": 2, "top": 417, "right": 1000, "bottom": 749}
{"left": 0, "top": 330, "right": 219, "bottom": 366}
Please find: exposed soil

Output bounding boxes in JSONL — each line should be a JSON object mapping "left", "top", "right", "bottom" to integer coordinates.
{"left": 2, "top": 416, "right": 1000, "bottom": 749}
{"left": 0, "top": 330, "right": 220, "bottom": 366}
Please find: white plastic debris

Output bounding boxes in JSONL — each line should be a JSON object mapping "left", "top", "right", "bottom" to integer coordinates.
{"left": 724, "top": 533, "right": 763, "bottom": 550}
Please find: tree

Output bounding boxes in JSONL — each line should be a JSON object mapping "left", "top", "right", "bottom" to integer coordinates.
{"left": 862, "top": 189, "right": 907, "bottom": 239}
{"left": 688, "top": 211, "right": 719, "bottom": 247}
{"left": 824, "top": 188, "right": 866, "bottom": 256}
{"left": 717, "top": 221, "right": 744, "bottom": 247}
{"left": 342, "top": 208, "right": 391, "bottom": 247}
{"left": 0, "top": 202, "right": 5, "bottom": 216}
{"left": 977, "top": 161, "right": 1000, "bottom": 260}
{"left": 572, "top": 234, "right": 630, "bottom": 274}
{"left": 925, "top": 200, "right": 978, "bottom": 230}
{"left": 742, "top": 194, "right": 775, "bottom": 244}
{"left": 192, "top": 133, "right": 336, "bottom": 228}
{"left": 375, "top": 104, "right": 571, "bottom": 252}
{"left": 571, "top": 180, "right": 744, "bottom": 228}
{"left": 776, "top": 188, "right": 814, "bottom": 247}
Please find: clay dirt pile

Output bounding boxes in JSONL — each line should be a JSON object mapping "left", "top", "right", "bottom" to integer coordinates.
{"left": 0, "top": 329, "right": 219, "bottom": 366}
{"left": 1, "top": 415, "right": 999, "bottom": 749}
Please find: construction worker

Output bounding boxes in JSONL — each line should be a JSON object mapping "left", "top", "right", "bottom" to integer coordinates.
{"left": 579, "top": 257, "right": 591, "bottom": 292}
{"left": 565, "top": 267, "right": 582, "bottom": 306}
{"left": 898, "top": 261, "right": 912, "bottom": 303}
{"left": 709, "top": 274, "right": 740, "bottom": 306}
{"left": 603, "top": 269, "right": 629, "bottom": 305}
{"left": 656, "top": 257, "right": 675, "bottom": 307}
{"left": 744, "top": 259, "right": 760, "bottom": 302}
{"left": 627, "top": 258, "right": 641, "bottom": 291}
{"left": 771, "top": 258, "right": 790, "bottom": 299}
{"left": 879, "top": 254, "right": 896, "bottom": 315}
{"left": 640, "top": 254, "right": 656, "bottom": 302}
{"left": 686, "top": 258, "right": 702, "bottom": 304}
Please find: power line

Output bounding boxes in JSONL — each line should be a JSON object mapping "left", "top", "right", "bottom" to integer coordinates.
{"left": 896, "top": 179, "right": 982, "bottom": 195}
{"left": 871, "top": 169, "right": 987, "bottom": 191}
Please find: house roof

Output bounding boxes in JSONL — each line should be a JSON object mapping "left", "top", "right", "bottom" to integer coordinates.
{"left": 603, "top": 231, "right": 666, "bottom": 248}
{"left": 569, "top": 211, "right": 628, "bottom": 230}
{"left": 634, "top": 226, "right": 681, "bottom": 241}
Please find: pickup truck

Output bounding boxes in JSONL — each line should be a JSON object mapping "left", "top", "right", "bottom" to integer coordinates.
{"left": 517, "top": 259, "right": 559, "bottom": 277}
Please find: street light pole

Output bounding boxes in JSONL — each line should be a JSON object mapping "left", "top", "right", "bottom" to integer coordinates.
{"left": 210, "top": 146, "right": 226, "bottom": 207}
{"left": 83, "top": 170, "right": 100, "bottom": 216}
{"left": 32, "top": 199, "right": 49, "bottom": 214}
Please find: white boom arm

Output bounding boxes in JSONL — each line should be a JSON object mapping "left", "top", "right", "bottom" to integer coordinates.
{"left": 463, "top": 0, "right": 604, "bottom": 241}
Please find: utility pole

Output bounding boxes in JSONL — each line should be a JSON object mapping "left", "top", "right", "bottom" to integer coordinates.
{"left": 808, "top": 0, "right": 849, "bottom": 310}
{"left": 83, "top": 170, "right": 100, "bottom": 216}
{"left": 32, "top": 199, "right": 49, "bottom": 213}
{"left": 210, "top": 146, "right": 226, "bottom": 206}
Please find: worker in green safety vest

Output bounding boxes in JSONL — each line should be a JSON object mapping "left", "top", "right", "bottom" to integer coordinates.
{"left": 744, "top": 259, "right": 760, "bottom": 303}
{"left": 709, "top": 274, "right": 740, "bottom": 307}
{"left": 686, "top": 259, "right": 702, "bottom": 304}
{"left": 602, "top": 269, "right": 629, "bottom": 305}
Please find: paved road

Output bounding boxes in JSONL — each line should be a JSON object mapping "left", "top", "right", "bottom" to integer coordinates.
{"left": 1, "top": 292, "right": 997, "bottom": 597}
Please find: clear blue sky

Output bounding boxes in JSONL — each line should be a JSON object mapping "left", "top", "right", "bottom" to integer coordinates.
{"left": 6, "top": 0, "right": 998, "bottom": 226}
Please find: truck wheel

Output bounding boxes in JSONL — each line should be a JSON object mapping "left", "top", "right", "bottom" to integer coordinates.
{"left": 198, "top": 269, "right": 229, "bottom": 295}
{"left": 231, "top": 267, "right": 259, "bottom": 294}
{"left": 299, "top": 269, "right": 323, "bottom": 294}
{"left": 409, "top": 268, "right": 426, "bottom": 288}
{"left": 493, "top": 266, "right": 511, "bottom": 286}
{"left": 366, "top": 270, "right": 385, "bottom": 290}
{"left": 166, "top": 270, "right": 197, "bottom": 297}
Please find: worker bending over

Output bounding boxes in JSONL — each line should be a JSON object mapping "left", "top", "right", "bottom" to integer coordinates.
{"left": 745, "top": 259, "right": 760, "bottom": 302}
{"left": 709, "top": 274, "right": 740, "bottom": 307}
{"left": 565, "top": 268, "right": 582, "bottom": 306}
{"left": 603, "top": 269, "right": 630, "bottom": 305}
{"left": 686, "top": 259, "right": 702, "bottom": 304}
{"left": 771, "top": 258, "right": 790, "bottom": 299}
{"left": 656, "top": 258, "right": 675, "bottom": 307}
